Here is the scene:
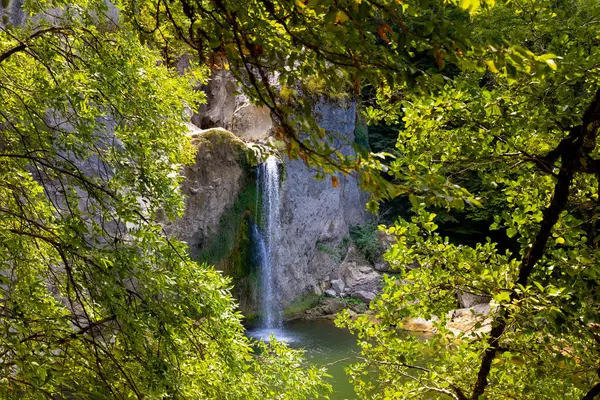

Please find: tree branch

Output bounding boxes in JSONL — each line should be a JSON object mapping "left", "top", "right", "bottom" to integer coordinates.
{"left": 582, "top": 382, "right": 600, "bottom": 400}
{"left": 470, "top": 87, "right": 600, "bottom": 400}
{"left": 0, "top": 27, "right": 70, "bottom": 64}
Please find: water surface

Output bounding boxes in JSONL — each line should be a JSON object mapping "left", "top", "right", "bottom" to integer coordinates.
{"left": 248, "top": 319, "right": 359, "bottom": 399}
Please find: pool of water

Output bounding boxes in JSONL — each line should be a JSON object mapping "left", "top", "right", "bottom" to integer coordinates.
{"left": 247, "top": 319, "right": 360, "bottom": 399}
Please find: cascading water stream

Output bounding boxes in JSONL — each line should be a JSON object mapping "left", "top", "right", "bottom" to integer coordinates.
{"left": 256, "top": 155, "right": 282, "bottom": 330}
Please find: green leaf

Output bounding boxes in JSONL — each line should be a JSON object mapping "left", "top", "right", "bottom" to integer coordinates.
{"left": 545, "top": 59, "right": 557, "bottom": 70}
{"left": 496, "top": 291, "right": 511, "bottom": 303}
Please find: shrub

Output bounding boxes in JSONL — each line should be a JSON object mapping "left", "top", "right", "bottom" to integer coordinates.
{"left": 349, "top": 223, "right": 385, "bottom": 264}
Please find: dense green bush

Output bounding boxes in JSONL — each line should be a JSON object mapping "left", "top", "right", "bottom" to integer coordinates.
{"left": 349, "top": 223, "right": 385, "bottom": 264}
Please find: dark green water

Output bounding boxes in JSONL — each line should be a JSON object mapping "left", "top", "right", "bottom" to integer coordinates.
{"left": 247, "top": 319, "right": 360, "bottom": 399}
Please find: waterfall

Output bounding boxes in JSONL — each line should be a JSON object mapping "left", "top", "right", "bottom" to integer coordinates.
{"left": 256, "top": 155, "right": 282, "bottom": 329}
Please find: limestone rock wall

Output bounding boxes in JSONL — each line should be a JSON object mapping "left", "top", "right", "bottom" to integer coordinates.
{"left": 276, "top": 100, "right": 371, "bottom": 306}
{"left": 1, "top": 0, "right": 26, "bottom": 27}
{"left": 163, "top": 128, "right": 261, "bottom": 316}
{"left": 164, "top": 128, "right": 251, "bottom": 259}
{"left": 170, "top": 70, "right": 371, "bottom": 316}
{"left": 183, "top": 67, "right": 274, "bottom": 140}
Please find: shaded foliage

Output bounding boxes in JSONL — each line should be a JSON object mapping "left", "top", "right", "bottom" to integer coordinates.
{"left": 350, "top": 223, "right": 386, "bottom": 264}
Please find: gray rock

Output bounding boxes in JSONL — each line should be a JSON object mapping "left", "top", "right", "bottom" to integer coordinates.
{"left": 457, "top": 289, "right": 491, "bottom": 308}
{"left": 164, "top": 128, "right": 260, "bottom": 315}
{"left": 349, "top": 302, "right": 368, "bottom": 314}
{"left": 330, "top": 279, "right": 346, "bottom": 294}
{"left": 324, "top": 289, "right": 337, "bottom": 297}
{"left": 188, "top": 69, "right": 273, "bottom": 140}
{"left": 165, "top": 128, "right": 250, "bottom": 260}
{"left": 351, "top": 291, "right": 376, "bottom": 303}
{"left": 358, "top": 265, "right": 373, "bottom": 274}
{"left": 323, "top": 298, "right": 346, "bottom": 314}
{"left": 0, "top": 0, "right": 26, "bottom": 27}
{"left": 374, "top": 262, "right": 389, "bottom": 272}
{"left": 342, "top": 261, "right": 381, "bottom": 294}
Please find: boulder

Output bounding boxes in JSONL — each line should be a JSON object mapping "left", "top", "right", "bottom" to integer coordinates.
{"left": 322, "top": 298, "right": 346, "bottom": 315}
{"left": 351, "top": 290, "right": 376, "bottom": 303}
{"left": 330, "top": 279, "right": 346, "bottom": 294}
{"left": 376, "top": 230, "right": 396, "bottom": 249}
{"left": 374, "top": 262, "right": 389, "bottom": 272}
{"left": 401, "top": 317, "right": 437, "bottom": 333}
{"left": 457, "top": 289, "right": 491, "bottom": 308}
{"left": 341, "top": 261, "right": 381, "bottom": 294}
{"left": 165, "top": 128, "right": 250, "bottom": 260}
{"left": 324, "top": 289, "right": 337, "bottom": 297}
{"left": 349, "top": 302, "right": 369, "bottom": 314}
{"left": 446, "top": 304, "right": 492, "bottom": 335}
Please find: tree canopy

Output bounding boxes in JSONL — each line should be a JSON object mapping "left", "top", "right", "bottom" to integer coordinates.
{"left": 1, "top": 0, "right": 600, "bottom": 398}
{"left": 337, "top": 1, "right": 600, "bottom": 399}
{"left": 0, "top": 1, "right": 329, "bottom": 398}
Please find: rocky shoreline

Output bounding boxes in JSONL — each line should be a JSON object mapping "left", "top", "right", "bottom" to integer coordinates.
{"left": 288, "top": 295, "right": 493, "bottom": 336}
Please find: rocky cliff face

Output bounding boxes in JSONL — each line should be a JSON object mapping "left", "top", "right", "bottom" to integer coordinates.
{"left": 164, "top": 127, "right": 261, "bottom": 315}
{"left": 276, "top": 100, "right": 371, "bottom": 306}
{"left": 164, "top": 127, "right": 251, "bottom": 259}
{"left": 1, "top": 0, "right": 26, "bottom": 27}
{"left": 170, "top": 71, "right": 371, "bottom": 317}
{"left": 184, "top": 67, "right": 273, "bottom": 140}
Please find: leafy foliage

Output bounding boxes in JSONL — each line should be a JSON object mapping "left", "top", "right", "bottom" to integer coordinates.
{"left": 3, "top": 0, "right": 600, "bottom": 397}
{"left": 336, "top": 1, "right": 600, "bottom": 399}
{"left": 0, "top": 1, "right": 330, "bottom": 399}
{"left": 350, "top": 224, "right": 386, "bottom": 264}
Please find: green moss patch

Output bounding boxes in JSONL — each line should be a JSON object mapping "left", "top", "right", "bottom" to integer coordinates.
{"left": 283, "top": 293, "right": 321, "bottom": 317}
{"left": 197, "top": 182, "right": 260, "bottom": 279}
{"left": 190, "top": 128, "right": 259, "bottom": 168}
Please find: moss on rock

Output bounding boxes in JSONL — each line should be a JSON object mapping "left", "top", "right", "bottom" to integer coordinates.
{"left": 190, "top": 127, "right": 259, "bottom": 168}
{"left": 283, "top": 293, "right": 321, "bottom": 319}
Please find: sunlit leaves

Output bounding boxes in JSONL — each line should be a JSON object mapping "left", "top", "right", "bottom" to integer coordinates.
{"left": 0, "top": 2, "right": 329, "bottom": 399}
{"left": 340, "top": 0, "right": 600, "bottom": 398}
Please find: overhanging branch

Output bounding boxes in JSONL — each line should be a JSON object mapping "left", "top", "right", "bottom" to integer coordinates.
{"left": 0, "top": 27, "right": 70, "bottom": 64}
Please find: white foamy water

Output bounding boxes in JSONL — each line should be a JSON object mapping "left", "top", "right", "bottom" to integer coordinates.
{"left": 256, "top": 156, "right": 282, "bottom": 329}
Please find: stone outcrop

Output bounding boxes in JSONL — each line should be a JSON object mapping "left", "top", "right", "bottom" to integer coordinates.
{"left": 328, "top": 245, "right": 382, "bottom": 300}
{"left": 164, "top": 128, "right": 253, "bottom": 259}
{"left": 183, "top": 67, "right": 274, "bottom": 140}
{"left": 164, "top": 128, "right": 261, "bottom": 316}
{"left": 276, "top": 100, "right": 371, "bottom": 307}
